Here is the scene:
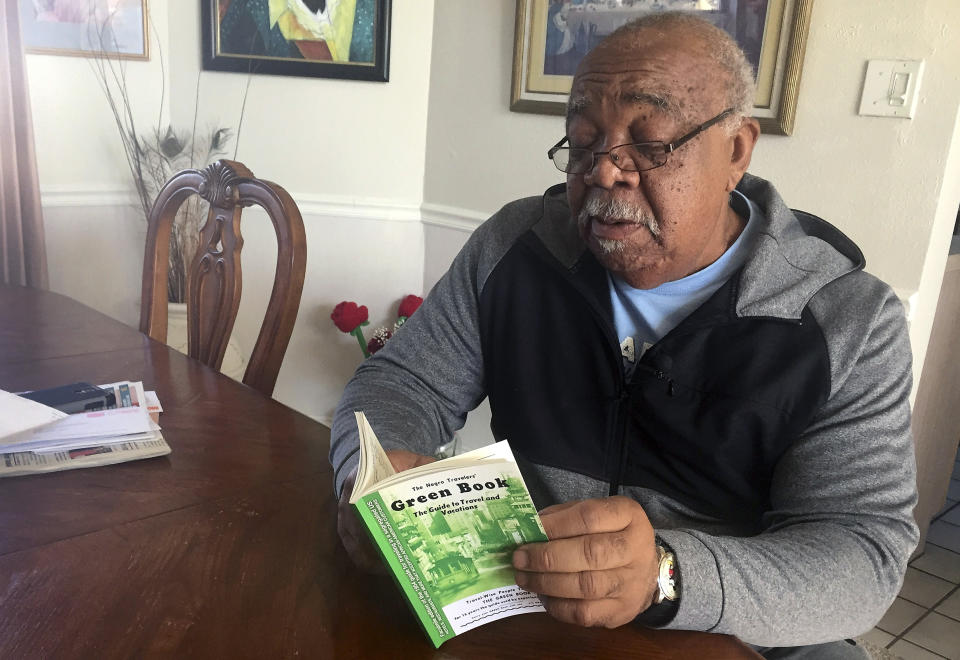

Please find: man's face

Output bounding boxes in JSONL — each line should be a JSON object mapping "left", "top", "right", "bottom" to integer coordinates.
{"left": 566, "top": 30, "right": 753, "bottom": 289}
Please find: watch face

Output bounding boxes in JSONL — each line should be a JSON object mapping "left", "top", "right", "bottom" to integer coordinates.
{"left": 658, "top": 552, "right": 678, "bottom": 601}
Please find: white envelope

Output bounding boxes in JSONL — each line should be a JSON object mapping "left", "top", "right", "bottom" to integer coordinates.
{"left": 0, "top": 389, "right": 68, "bottom": 439}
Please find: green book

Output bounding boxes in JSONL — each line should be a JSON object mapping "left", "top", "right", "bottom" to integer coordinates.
{"left": 349, "top": 411, "right": 548, "bottom": 648}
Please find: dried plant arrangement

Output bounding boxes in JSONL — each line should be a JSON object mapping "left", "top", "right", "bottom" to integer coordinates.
{"left": 88, "top": 7, "right": 251, "bottom": 302}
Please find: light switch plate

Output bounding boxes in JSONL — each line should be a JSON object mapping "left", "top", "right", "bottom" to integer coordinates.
{"left": 859, "top": 59, "right": 924, "bottom": 118}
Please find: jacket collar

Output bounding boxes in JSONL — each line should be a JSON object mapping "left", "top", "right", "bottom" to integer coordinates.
{"left": 735, "top": 173, "right": 863, "bottom": 320}
{"left": 533, "top": 174, "right": 864, "bottom": 322}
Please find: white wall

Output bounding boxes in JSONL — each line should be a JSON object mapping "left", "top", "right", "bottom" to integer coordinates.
{"left": 423, "top": 3, "right": 565, "bottom": 215}
{"left": 422, "top": 0, "right": 960, "bottom": 407}
{"left": 25, "top": 3, "right": 171, "bottom": 189}
{"left": 27, "top": 2, "right": 436, "bottom": 424}
{"left": 165, "top": 3, "right": 434, "bottom": 201}
{"left": 749, "top": 1, "right": 960, "bottom": 389}
{"left": 234, "top": 205, "right": 424, "bottom": 421}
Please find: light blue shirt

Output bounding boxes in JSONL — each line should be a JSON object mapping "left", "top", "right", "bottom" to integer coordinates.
{"left": 609, "top": 191, "right": 762, "bottom": 377}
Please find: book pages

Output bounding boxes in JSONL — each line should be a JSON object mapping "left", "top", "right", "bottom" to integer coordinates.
{"left": 350, "top": 411, "right": 398, "bottom": 502}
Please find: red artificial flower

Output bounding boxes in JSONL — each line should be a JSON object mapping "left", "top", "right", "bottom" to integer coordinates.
{"left": 331, "top": 301, "right": 368, "bottom": 333}
{"left": 367, "top": 327, "right": 393, "bottom": 355}
{"left": 398, "top": 294, "right": 423, "bottom": 319}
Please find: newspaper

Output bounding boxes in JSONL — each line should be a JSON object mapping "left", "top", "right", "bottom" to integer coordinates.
{"left": 0, "top": 437, "right": 171, "bottom": 477}
{"left": 0, "top": 381, "right": 170, "bottom": 478}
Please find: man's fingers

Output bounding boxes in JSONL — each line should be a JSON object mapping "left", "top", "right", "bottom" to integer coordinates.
{"left": 337, "top": 465, "right": 390, "bottom": 574}
{"left": 386, "top": 449, "right": 436, "bottom": 472}
{"left": 514, "top": 497, "right": 658, "bottom": 631}
{"left": 537, "top": 500, "right": 581, "bottom": 518}
{"left": 514, "top": 530, "right": 635, "bottom": 572}
{"left": 538, "top": 497, "right": 638, "bottom": 540}
{"left": 540, "top": 595, "right": 638, "bottom": 629}
{"left": 338, "top": 509, "right": 388, "bottom": 573}
{"left": 515, "top": 567, "right": 630, "bottom": 600}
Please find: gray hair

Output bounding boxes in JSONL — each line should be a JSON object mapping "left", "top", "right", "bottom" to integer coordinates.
{"left": 606, "top": 11, "right": 756, "bottom": 134}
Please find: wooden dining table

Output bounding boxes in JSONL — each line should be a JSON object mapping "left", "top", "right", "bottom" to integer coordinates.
{"left": 0, "top": 284, "right": 761, "bottom": 659}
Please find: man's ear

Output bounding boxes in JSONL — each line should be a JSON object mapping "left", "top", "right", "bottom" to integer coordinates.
{"left": 726, "top": 118, "right": 760, "bottom": 192}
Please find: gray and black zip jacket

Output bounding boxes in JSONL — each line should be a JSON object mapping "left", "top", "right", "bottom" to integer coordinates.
{"left": 330, "top": 173, "right": 918, "bottom": 647}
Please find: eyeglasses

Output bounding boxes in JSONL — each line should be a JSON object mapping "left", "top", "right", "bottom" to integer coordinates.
{"left": 547, "top": 108, "right": 735, "bottom": 174}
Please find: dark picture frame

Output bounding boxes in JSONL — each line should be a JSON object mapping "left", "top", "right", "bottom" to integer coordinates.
{"left": 202, "top": 0, "right": 391, "bottom": 82}
{"left": 511, "top": 0, "right": 813, "bottom": 135}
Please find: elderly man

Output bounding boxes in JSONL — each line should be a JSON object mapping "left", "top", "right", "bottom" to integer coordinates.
{"left": 330, "top": 12, "right": 917, "bottom": 659}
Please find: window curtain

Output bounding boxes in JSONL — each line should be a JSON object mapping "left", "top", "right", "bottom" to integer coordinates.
{"left": 0, "top": 0, "right": 48, "bottom": 288}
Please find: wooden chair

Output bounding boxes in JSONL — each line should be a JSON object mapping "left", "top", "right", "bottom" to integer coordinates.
{"left": 139, "top": 160, "right": 306, "bottom": 397}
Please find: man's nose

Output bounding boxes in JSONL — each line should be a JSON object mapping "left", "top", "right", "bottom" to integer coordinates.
{"left": 583, "top": 150, "right": 640, "bottom": 188}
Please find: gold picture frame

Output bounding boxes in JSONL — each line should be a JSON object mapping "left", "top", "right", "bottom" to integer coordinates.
{"left": 510, "top": 0, "right": 813, "bottom": 135}
{"left": 20, "top": 0, "right": 149, "bottom": 61}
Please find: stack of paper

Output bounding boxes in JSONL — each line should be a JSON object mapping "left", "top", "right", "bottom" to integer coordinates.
{"left": 0, "top": 381, "right": 171, "bottom": 478}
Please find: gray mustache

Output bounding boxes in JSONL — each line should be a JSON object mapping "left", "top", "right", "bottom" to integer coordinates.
{"left": 578, "top": 194, "right": 661, "bottom": 239}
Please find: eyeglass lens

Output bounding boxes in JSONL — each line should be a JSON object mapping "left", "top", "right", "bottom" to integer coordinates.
{"left": 553, "top": 144, "right": 667, "bottom": 174}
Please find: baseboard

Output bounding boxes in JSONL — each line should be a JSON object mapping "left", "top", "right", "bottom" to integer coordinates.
{"left": 40, "top": 185, "right": 135, "bottom": 207}
{"left": 40, "top": 186, "right": 423, "bottom": 224}
{"left": 293, "top": 194, "right": 421, "bottom": 222}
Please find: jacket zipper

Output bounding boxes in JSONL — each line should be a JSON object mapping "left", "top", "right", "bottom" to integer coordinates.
{"left": 550, "top": 270, "right": 631, "bottom": 497}
{"left": 609, "top": 361, "right": 671, "bottom": 496}
{"left": 608, "top": 387, "right": 629, "bottom": 496}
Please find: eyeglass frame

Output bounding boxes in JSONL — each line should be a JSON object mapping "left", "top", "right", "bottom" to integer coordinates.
{"left": 547, "top": 107, "right": 736, "bottom": 174}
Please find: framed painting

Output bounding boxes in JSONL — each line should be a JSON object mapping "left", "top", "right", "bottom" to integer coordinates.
{"left": 202, "top": 0, "right": 391, "bottom": 82}
{"left": 19, "top": 0, "right": 149, "bottom": 60}
{"left": 510, "top": 0, "right": 813, "bottom": 135}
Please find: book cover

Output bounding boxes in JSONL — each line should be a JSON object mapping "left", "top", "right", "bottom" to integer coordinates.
{"left": 349, "top": 412, "right": 547, "bottom": 647}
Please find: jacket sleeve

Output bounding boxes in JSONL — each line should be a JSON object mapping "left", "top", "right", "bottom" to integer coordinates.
{"left": 657, "top": 283, "right": 919, "bottom": 646}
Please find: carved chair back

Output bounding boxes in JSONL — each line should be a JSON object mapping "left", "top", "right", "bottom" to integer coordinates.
{"left": 139, "top": 160, "right": 307, "bottom": 397}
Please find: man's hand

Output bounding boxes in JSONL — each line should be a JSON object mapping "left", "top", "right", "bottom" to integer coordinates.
{"left": 337, "top": 449, "right": 436, "bottom": 573}
{"left": 512, "top": 496, "right": 659, "bottom": 628}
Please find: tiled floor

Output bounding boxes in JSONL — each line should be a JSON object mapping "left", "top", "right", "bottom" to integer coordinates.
{"left": 867, "top": 455, "right": 960, "bottom": 659}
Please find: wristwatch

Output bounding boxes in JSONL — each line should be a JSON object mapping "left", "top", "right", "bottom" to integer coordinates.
{"left": 654, "top": 544, "right": 680, "bottom": 604}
